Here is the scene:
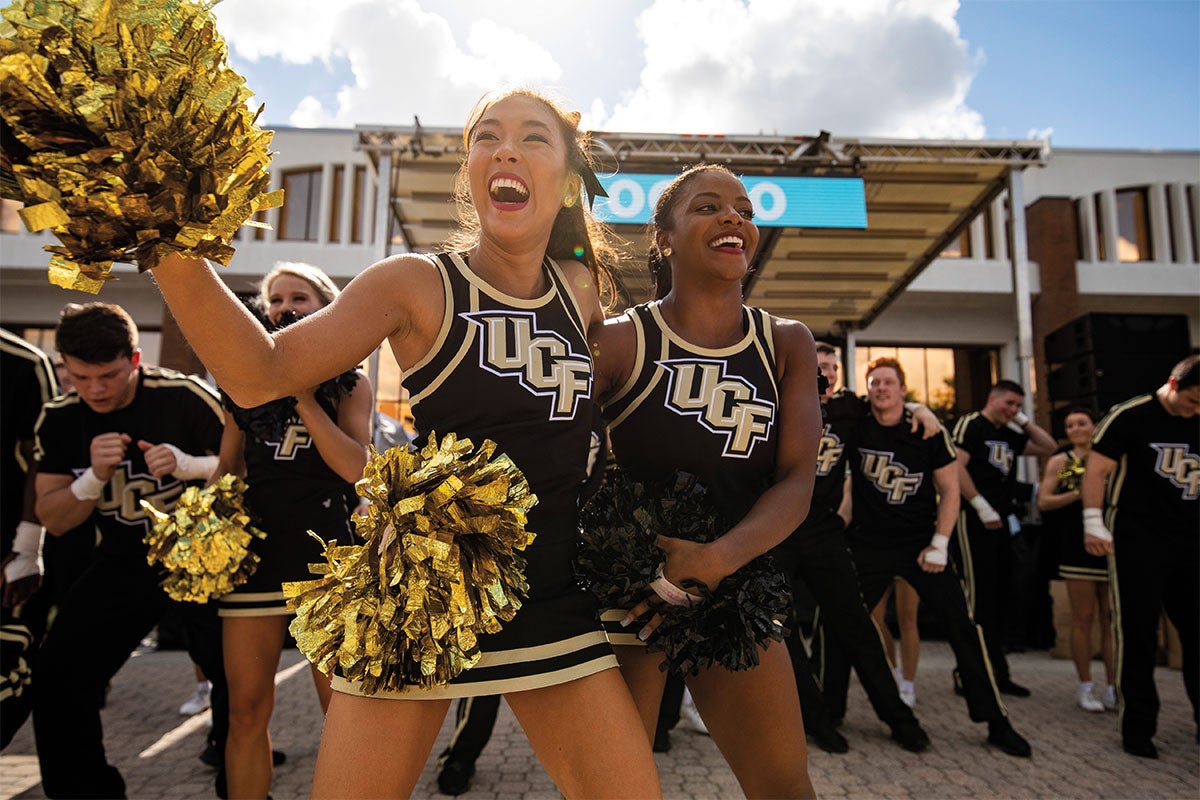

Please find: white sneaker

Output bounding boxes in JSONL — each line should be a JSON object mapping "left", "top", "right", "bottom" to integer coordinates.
{"left": 1077, "top": 684, "right": 1104, "bottom": 713}
{"left": 179, "top": 681, "right": 212, "bottom": 716}
{"left": 1102, "top": 685, "right": 1118, "bottom": 712}
{"left": 678, "top": 690, "right": 710, "bottom": 736}
{"left": 898, "top": 684, "right": 916, "bottom": 708}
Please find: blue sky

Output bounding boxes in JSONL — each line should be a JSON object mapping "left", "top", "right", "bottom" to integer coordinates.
{"left": 216, "top": 0, "right": 1199, "bottom": 150}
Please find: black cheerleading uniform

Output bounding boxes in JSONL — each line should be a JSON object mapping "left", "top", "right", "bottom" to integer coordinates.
{"left": 838, "top": 414, "right": 1011, "bottom": 724}
{"left": 1091, "top": 393, "right": 1198, "bottom": 744}
{"left": 31, "top": 366, "right": 230, "bottom": 798}
{"left": 218, "top": 391, "right": 355, "bottom": 617}
{"left": 774, "top": 391, "right": 925, "bottom": 737}
{"left": 951, "top": 411, "right": 1029, "bottom": 684}
{"left": 601, "top": 301, "right": 779, "bottom": 647}
{"left": 1048, "top": 447, "right": 1107, "bottom": 582}
{"left": 331, "top": 251, "right": 615, "bottom": 700}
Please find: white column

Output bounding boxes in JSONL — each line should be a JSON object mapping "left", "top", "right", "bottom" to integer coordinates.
{"left": 318, "top": 163, "right": 336, "bottom": 245}
{"left": 1008, "top": 169, "right": 1037, "bottom": 485}
{"left": 1167, "top": 183, "right": 1193, "bottom": 263}
{"left": 339, "top": 163, "right": 355, "bottom": 246}
{"left": 991, "top": 199, "right": 1008, "bottom": 262}
{"left": 843, "top": 332, "right": 858, "bottom": 393}
{"left": 968, "top": 215, "right": 985, "bottom": 261}
{"left": 1148, "top": 183, "right": 1170, "bottom": 263}
{"left": 373, "top": 152, "right": 392, "bottom": 260}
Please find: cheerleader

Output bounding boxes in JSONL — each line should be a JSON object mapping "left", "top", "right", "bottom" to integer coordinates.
{"left": 590, "top": 164, "right": 821, "bottom": 799}
{"left": 1036, "top": 406, "right": 1114, "bottom": 713}
{"left": 152, "top": 89, "right": 661, "bottom": 798}
{"left": 214, "top": 263, "right": 372, "bottom": 798}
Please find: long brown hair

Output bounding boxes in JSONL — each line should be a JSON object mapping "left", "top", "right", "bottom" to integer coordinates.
{"left": 443, "top": 88, "right": 621, "bottom": 308}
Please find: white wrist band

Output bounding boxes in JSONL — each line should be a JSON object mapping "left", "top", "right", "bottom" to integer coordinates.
{"left": 924, "top": 533, "right": 950, "bottom": 565}
{"left": 649, "top": 566, "right": 705, "bottom": 607}
{"left": 4, "top": 521, "right": 45, "bottom": 583}
{"left": 162, "top": 443, "right": 219, "bottom": 481}
{"left": 1082, "top": 508, "right": 1113, "bottom": 542}
{"left": 968, "top": 495, "right": 1001, "bottom": 523}
{"left": 70, "top": 467, "right": 107, "bottom": 501}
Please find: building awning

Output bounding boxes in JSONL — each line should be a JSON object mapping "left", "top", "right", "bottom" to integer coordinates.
{"left": 356, "top": 126, "right": 1047, "bottom": 338}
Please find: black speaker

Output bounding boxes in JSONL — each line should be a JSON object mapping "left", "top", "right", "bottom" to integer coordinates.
{"left": 1044, "top": 313, "right": 1190, "bottom": 364}
{"left": 1046, "top": 351, "right": 1180, "bottom": 405}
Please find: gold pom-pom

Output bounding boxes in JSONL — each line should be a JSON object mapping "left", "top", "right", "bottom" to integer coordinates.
{"left": 140, "top": 473, "right": 267, "bottom": 603}
{"left": 0, "top": 0, "right": 283, "bottom": 293}
{"left": 283, "top": 432, "right": 538, "bottom": 694}
{"left": 1057, "top": 457, "right": 1086, "bottom": 493}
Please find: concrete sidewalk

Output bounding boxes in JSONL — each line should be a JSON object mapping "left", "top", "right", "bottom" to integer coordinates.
{"left": 2, "top": 641, "right": 1196, "bottom": 799}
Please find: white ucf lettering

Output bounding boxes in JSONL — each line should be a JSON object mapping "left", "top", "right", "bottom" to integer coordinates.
{"left": 985, "top": 440, "right": 1015, "bottom": 476}
{"left": 1150, "top": 443, "right": 1200, "bottom": 500}
{"left": 858, "top": 449, "right": 924, "bottom": 504}
{"left": 657, "top": 358, "right": 774, "bottom": 459}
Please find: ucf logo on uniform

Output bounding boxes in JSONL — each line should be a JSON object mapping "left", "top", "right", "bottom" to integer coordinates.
{"left": 816, "top": 424, "right": 845, "bottom": 476}
{"left": 1150, "top": 443, "right": 1200, "bottom": 500}
{"left": 464, "top": 311, "right": 592, "bottom": 420}
{"left": 88, "top": 463, "right": 184, "bottom": 525}
{"left": 656, "top": 358, "right": 774, "bottom": 459}
{"left": 270, "top": 424, "right": 313, "bottom": 460}
{"left": 859, "top": 449, "right": 924, "bottom": 503}
{"left": 985, "top": 440, "right": 1015, "bottom": 475}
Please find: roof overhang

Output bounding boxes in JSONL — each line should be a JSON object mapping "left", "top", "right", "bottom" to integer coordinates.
{"left": 357, "top": 125, "right": 1047, "bottom": 337}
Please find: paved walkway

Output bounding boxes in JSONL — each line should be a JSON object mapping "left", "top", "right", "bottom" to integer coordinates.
{"left": 2, "top": 641, "right": 1196, "bottom": 799}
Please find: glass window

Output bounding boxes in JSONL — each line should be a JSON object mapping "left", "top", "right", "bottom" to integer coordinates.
{"left": 940, "top": 229, "right": 971, "bottom": 259}
{"left": 329, "top": 165, "right": 345, "bottom": 244}
{"left": 983, "top": 207, "right": 996, "bottom": 260}
{"left": 1115, "top": 187, "right": 1152, "bottom": 262}
{"left": 1094, "top": 194, "right": 1107, "bottom": 261}
{"left": 854, "top": 346, "right": 958, "bottom": 421}
{"left": 1164, "top": 188, "right": 1178, "bottom": 263}
{"left": 1188, "top": 185, "right": 1198, "bottom": 263}
{"left": 1073, "top": 199, "right": 1086, "bottom": 261}
{"left": 351, "top": 165, "right": 370, "bottom": 244}
{"left": 1, "top": 199, "right": 24, "bottom": 234}
{"left": 280, "top": 167, "right": 323, "bottom": 241}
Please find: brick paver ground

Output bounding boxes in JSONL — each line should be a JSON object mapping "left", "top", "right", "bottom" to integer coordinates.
{"left": 2, "top": 641, "right": 1196, "bottom": 799}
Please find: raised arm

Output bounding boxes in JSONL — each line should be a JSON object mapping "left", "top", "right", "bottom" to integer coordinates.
{"left": 151, "top": 253, "right": 441, "bottom": 407}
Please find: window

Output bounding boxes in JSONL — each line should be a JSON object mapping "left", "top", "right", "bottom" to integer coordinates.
{"left": 1188, "top": 185, "right": 1198, "bottom": 263}
{"left": 351, "top": 165, "right": 370, "bottom": 244}
{"left": 1094, "top": 194, "right": 1107, "bottom": 261}
{"left": 1115, "top": 187, "right": 1152, "bottom": 262}
{"left": 329, "top": 165, "right": 345, "bottom": 244}
{"left": 1073, "top": 199, "right": 1086, "bottom": 260}
{"left": 854, "top": 346, "right": 958, "bottom": 420}
{"left": 280, "top": 167, "right": 323, "bottom": 241}
{"left": 1164, "top": 189, "right": 1179, "bottom": 263}
{"left": 1, "top": 199, "right": 24, "bottom": 234}
{"left": 941, "top": 229, "right": 971, "bottom": 259}
{"left": 983, "top": 207, "right": 996, "bottom": 259}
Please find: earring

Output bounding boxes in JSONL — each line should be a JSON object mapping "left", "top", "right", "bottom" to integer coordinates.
{"left": 662, "top": 247, "right": 672, "bottom": 257}
{"left": 563, "top": 195, "right": 577, "bottom": 208}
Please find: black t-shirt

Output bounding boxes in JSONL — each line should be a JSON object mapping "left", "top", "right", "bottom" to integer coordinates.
{"left": 34, "top": 367, "right": 223, "bottom": 562}
{"left": 800, "top": 390, "right": 867, "bottom": 529}
{"left": 952, "top": 411, "right": 1029, "bottom": 514}
{"left": 1, "top": 330, "right": 59, "bottom": 552}
{"left": 1091, "top": 393, "right": 1199, "bottom": 530}
{"left": 848, "top": 413, "right": 957, "bottom": 547}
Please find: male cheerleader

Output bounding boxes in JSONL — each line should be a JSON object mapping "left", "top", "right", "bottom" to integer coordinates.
{"left": 951, "top": 380, "right": 1056, "bottom": 695}
{"left": 32, "top": 303, "right": 228, "bottom": 798}
{"left": 1081, "top": 354, "right": 1198, "bottom": 759}
{"left": 843, "top": 357, "right": 1031, "bottom": 757}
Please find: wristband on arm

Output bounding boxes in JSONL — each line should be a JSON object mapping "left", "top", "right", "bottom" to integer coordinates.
{"left": 924, "top": 533, "right": 950, "bottom": 565}
{"left": 70, "top": 467, "right": 107, "bottom": 501}
{"left": 1082, "top": 508, "right": 1113, "bottom": 542}
{"left": 4, "top": 521, "right": 45, "bottom": 582}
{"left": 161, "top": 443, "right": 219, "bottom": 481}
{"left": 649, "top": 565, "right": 705, "bottom": 607}
{"left": 968, "top": 494, "right": 1001, "bottom": 524}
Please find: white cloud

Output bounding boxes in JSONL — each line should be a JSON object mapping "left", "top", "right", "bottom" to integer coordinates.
{"left": 601, "top": 0, "right": 985, "bottom": 138}
{"left": 214, "top": 0, "right": 987, "bottom": 139}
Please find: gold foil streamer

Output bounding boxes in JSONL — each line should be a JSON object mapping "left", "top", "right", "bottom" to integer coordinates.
{"left": 1057, "top": 456, "right": 1086, "bottom": 493}
{"left": 282, "top": 432, "right": 539, "bottom": 694}
{"left": 0, "top": 0, "right": 283, "bottom": 292}
{"left": 140, "top": 473, "right": 267, "bottom": 603}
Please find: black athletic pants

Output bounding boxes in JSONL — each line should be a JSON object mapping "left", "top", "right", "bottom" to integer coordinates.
{"left": 1110, "top": 519, "right": 1198, "bottom": 744}
{"left": 32, "top": 553, "right": 228, "bottom": 799}
{"left": 833, "top": 537, "right": 1008, "bottom": 724}
{"left": 775, "top": 516, "right": 921, "bottom": 732}
{"left": 953, "top": 511, "right": 1014, "bottom": 685}
{"left": 439, "top": 695, "right": 501, "bottom": 767}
